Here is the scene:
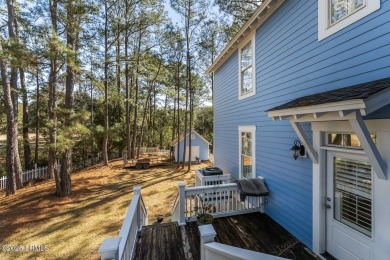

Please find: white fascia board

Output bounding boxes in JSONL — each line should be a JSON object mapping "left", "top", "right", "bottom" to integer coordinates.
{"left": 267, "top": 99, "right": 366, "bottom": 118}
{"left": 206, "top": 0, "right": 285, "bottom": 74}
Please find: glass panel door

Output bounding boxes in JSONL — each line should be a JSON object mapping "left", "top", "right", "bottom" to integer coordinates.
{"left": 334, "top": 157, "right": 372, "bottom": 237}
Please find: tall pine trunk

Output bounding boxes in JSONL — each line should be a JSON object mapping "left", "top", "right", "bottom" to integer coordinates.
{"left": 102, "top": 1, "right": 109, "bottom": 165}
{"left": 6, "top": 0, "right": 22, "bottom": 188}
{"left": 125, "top": 28, "right": 131, "bottom": 158}
{"left": 20, "top": 68, "right": 33, "bottom": 170}
{"left": 35, "top": 68, "right": 40, "bottom": 165}
{"left": 131, "top": 31, "right": 142, "bottom": 159}
{"left": 176, "top": 64, "right": 181, "bottom": 168}
{"left": 0, "top": 44, "right": 17, "bottom": 196}
{"left": 57, "top": 0, "right": 76, "bottom": 196}
{"left": 48, "top": 0, "right": 59, "bottom": 187}
{"left": 14, "top": 17, "right": 33, "bottom": 171}
{"left": 186, "top": 1, "right": 193, "bottom": 171}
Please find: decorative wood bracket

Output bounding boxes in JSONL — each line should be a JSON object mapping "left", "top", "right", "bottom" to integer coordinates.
{"left": 349, "top": 111, "right": 387, "bottom": 180}
{"left": 290, "top": 121, "right": 319, "bottom": 164}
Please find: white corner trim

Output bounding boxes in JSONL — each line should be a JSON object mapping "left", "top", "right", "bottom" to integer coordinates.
{"left": 238, "top": 34, "right": 256, "bottom": 100}
{"left": 318, "top": 0, "right": 380, "bottom": 41}
{"left": 238, "top": 125, "right": 256, "bottom": 179}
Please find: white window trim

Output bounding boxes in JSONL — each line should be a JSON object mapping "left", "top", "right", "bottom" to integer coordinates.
{"left": 318, "top": 0, "right": 380, "bottom": 41}
{"left": 238, "top": 125, "right": 256, "bottom": 179}
{"left": 238, "top": 34, "right": 256, "bottom": 100}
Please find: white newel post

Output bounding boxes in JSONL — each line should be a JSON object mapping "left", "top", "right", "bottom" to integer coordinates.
{"left": 99, "top": 237, "right": 121, "bottom": 260}
{"left": 133, "top": 186, "right": 141, "bottom": 229}
{"left": 199, "top": 224, "right": 217, "bottom": 260}
{"left": 178, "top": 182, "right": 186, "bottom": 226}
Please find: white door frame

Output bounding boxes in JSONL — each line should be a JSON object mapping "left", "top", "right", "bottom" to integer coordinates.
{"left": 325, "top": 150, "right": 374, "bottom": 259}
{"left": 312, "top": 120, "right": 390, "bottom": 258}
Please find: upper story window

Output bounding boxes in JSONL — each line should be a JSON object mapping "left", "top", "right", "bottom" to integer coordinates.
{"left": 318, "top": 0, "right": 380, "bottom": 41}
{"left": 239, "top": 34, "right": 256, "bottom": 100}
{"left": 329, "top": 0, "right": 365, "bottom": 26}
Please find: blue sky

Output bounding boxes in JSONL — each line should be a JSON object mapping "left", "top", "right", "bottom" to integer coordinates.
{"left": 164, "top": 0, "right": 182, "bottom": 24}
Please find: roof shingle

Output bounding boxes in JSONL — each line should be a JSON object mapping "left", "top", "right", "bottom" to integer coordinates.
{"left": 267, "top": 77, "right": 390, "bottom": 112}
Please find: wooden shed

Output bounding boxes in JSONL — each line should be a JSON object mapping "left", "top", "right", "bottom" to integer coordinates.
{"left": 172, "top": 130, "right": 211, "bottom": 162}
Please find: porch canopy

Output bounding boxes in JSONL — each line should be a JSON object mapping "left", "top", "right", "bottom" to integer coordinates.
{"left": 267, "top": 77, "right": 390, "bottom": 180}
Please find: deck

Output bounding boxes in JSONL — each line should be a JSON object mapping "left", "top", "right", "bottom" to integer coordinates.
{"left": 134, "top": 212, "right": 320, "bottom": 260}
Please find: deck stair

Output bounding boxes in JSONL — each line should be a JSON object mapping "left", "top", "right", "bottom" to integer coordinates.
{"left": 133, "top": 221, "right": 195, "bottom": 260}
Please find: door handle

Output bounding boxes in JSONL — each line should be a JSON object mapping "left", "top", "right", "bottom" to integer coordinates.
{"left": 326, "top": 204, "right": 331, "bottom": 209}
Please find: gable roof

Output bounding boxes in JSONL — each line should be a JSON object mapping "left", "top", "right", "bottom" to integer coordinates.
{"left": 267, "top": 77, "right": 390, "bottom": 120}
{"left": 171, "top": 130, "right": 211, "bottom": 146}
{"left": 206, "top": 0, "right": 286, "bottom": 74}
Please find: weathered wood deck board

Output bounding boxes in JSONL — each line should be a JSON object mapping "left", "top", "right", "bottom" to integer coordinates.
{"left": 135, "top": 213, "right": 319, "bottom": 260}
{"left": 183, "top": 223, "right": 201, "bottom": 260}
{"left": 211, "top": 213, "right": 319, "bottom": 260}
{"left": 133, "top": 222, "right": 187, "bottom": 260}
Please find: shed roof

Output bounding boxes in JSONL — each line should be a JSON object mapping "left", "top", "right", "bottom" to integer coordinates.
{"left": 267, "top": 77, "right": 390, "bottom": 120}
{"left": 171, "top": 130, "right": 211, "bottom": 146}
{"left": 267, "top": 77, "right": 390, "bottom": 180}
{"left": 268, "top": 77, "right": 390, "bottom": 112}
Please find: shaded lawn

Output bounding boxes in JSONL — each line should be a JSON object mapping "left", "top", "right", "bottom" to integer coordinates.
{"left": 0, "top": 159, "right": 209, "bottom": 259}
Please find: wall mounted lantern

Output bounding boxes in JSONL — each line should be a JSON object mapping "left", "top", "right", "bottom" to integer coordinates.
{"left": 291, "top": 140, "right": 305, "bottom": 160}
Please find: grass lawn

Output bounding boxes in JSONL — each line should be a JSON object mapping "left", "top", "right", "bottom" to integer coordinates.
{"left": 0, "top": 159, "right": 210, "bottom": 259}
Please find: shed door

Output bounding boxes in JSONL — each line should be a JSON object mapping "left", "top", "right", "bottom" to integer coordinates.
{"left": 326, "top": 151, "right": 373, "bottom": 260}
{"left": 185, "top": 146, "right": 199, "bottom": 162}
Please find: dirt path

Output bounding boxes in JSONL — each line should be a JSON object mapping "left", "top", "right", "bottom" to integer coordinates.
{"left": 0, "top": 159, "right": 210, "bottom": 259}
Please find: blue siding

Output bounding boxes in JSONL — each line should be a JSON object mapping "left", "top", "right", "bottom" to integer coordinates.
{"left": 214, "top": 0, "right": 390, "bottom": 249}
{"left": 174, "top": 131, "right": 210, "bottom": 162}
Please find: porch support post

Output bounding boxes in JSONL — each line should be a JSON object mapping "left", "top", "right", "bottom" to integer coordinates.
{"left": 349, "top": 111, "right": 387, "bottom": 180}
{"left": 199, "top": 224, "right": 217, "bottom": 260}
{"left": 290, "top": 121, "right": 319, "bottom": 164}
{"left": 178, "top": 182, "right": 187, "bottom": 226}
{"left": 99, "top": 237, "right": 121, "bottom": 260}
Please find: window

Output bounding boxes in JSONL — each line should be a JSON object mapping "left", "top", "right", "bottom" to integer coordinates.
{"left": 239, "top": 35, "right": 256, "bottom": 99}
{"left": 239, "top": 126, "right": 256, "bottom": 179}
{"left": 327, "top": 133, "right": 376, "bottom": 148}
{"left": 329, "top": 0, "right": 365, "bottom": 26}
{"left": 318, "top": 0, "right": 380, "bottom": 41}
{"left": 191, "top": 134, "right": 195, "bottom": 139}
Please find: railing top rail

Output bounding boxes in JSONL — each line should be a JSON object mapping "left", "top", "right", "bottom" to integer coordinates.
{"left": 172, "top": 192, "right": 180, "bottom": 209}
{"left": 117, "top": 192, "right": 141, "bottom": 260}
{"left": 200, "top": 174, "right": 230, "bottom": 180}
{"left": 185, "top": 183, "right": 237, "bottom": 196}
{"left": 204, "top": 242, "right": 287, "bottom": 260}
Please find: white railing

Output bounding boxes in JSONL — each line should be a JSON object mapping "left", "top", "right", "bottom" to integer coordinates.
{"left": 0, "top": 165, "right": 60, "bottom": 190}
{"left": 195, "top": 169, "right": 231, "bottom": 186}
{"left": 172, "top": 182, "right": 264, "bottom": 224}
{"left": 0, "top": 176, "right": 6, "bottom": 190}
{"left": 99, "top": 186, "right": 148, "bottom": 260}
{"left": 199, "top": 225, "right": 287, "bottom": 260}
{"left": 203, "top": 242, "right": 287, "bottom": 260}
{"left": 171, "top": 193, "right": 181, "bottom": 223}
